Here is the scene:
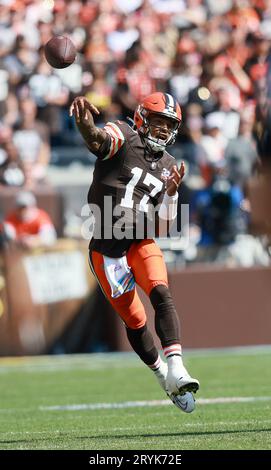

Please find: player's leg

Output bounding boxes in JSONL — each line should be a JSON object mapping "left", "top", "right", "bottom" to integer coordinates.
{"left": 150, "top": 285, "right": 199, "bottom": 395}
{"left": 89, "top": 250, "right": 165, "bottom": 385}
{"left": 127, "top": 239, "right": 199, "bottom": 397}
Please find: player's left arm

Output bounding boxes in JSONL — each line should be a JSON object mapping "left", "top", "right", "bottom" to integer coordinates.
{"left": 156, "top": 162, "right": 185, "bottom": 235}
{"left": 166, "top": 162, "right": 185, "bottom": 197}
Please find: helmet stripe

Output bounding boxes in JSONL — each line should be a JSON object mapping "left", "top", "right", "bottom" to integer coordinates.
{"left": 165, "top": 93, "right": 176, "bottom": 112}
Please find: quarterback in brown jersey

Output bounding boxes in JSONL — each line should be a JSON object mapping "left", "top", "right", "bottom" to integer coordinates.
{"left": 70, "top": 92, "right": 199, "bottom": 413}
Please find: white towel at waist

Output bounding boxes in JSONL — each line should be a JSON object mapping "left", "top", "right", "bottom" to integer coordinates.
{"left": 103, "top": 255, "right": 135, "bottom": 298}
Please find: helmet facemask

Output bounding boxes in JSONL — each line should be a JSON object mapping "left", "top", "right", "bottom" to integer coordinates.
{"left": 142, "top": 113, "right": 180, "bottom": 153}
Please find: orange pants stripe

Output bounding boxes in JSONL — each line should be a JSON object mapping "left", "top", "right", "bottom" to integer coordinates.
{"left": 89, "top": 239, "right": 168, "bottom": 329}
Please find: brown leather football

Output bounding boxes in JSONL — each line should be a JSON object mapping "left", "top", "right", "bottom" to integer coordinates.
{"left": 44, "top": 36, "right": 76, "bottom": 69}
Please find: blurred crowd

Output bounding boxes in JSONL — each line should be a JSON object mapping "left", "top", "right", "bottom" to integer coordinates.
{"left": 0, "top": 0, "right": 271, "bottom": 264}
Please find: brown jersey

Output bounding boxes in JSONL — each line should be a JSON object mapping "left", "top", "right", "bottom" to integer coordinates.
{"left": 88, "top": 120, "right": 177, "bottom": 257}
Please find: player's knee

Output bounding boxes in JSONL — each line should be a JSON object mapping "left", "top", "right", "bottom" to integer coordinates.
{"left": 149, "top": 284, "right": 173, "bottom": 308}
{"left": 125, "top": 315, "right": 146, "bottom": 329}
{"left": 113, "top": 298, "right": 146, "bottom": 329}
{"left": 126, "top": 324, "right": 147, "bottom": 336}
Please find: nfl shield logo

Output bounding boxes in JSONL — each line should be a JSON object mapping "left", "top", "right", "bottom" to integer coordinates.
{"left": 161, "top": 168, "right": 171, "bottom": 181}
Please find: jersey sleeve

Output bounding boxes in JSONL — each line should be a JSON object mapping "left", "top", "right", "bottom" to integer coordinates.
{"left": 100, "top": 121, "right": 126, "bottom": 161}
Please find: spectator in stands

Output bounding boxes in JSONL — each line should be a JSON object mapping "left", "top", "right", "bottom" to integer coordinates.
{"left": 205, "top": 85, "right": 240, "bottom": 141}
{"left": 191, "top": 162, "right": 247, "bottom": 262}
{"left": 0, "top": 124, "right": 25, "bottom": 187}
{"left": 199, "top": 113, "right": 227, "bottom": 185}
{"left": 225, "top": 112, "right": 259, "bottom": 189}
{"left": 173, "top": 103, "right": 205, "bottom": 178}
{"left": 28, "top": 58, "right": 69, "bottom": 144}
{"left": 13, "top": 97, "right": 51, "bottom": 187}
{"left": 4, "top": 191, "right": 56, "bottom": 248}
{"left": 84, "top": 62, "right": 113, "bottom": 125}
{"left": 0, "top": 91, "right": 19, "bottom": 128}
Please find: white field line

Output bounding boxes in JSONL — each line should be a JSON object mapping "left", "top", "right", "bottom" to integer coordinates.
{"left": 0, "top": 345, "right": 271, "bottom": 373}
{"left": 40, "top": 396, "right": 271, "bottom": 412}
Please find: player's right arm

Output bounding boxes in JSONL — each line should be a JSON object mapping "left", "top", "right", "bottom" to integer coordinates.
{"left": 69, "top": 96, "right": 107, "bottom": 154}
{"left": 69, "top": 96, "right": 125, "bottom": 159}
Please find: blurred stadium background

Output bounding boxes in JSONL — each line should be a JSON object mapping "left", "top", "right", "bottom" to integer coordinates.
{"left": 0, "top": 0, "right": 271, "bottom": 451}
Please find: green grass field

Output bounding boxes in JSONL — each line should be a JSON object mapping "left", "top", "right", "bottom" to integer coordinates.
{"left": 0, "top": 347, "right": 271, "bottom": 450}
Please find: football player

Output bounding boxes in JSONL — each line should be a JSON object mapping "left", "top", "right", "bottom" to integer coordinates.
{"left": 70, "top": 92, "right": 199, "bottom": 413}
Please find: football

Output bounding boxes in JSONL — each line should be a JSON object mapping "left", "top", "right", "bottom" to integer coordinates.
{"left": 44, "top": 36, "right": 77, "bottom": 69}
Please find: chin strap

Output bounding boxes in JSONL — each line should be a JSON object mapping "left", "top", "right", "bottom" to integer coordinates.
{"left": 145, "top": 138, "right": 167, "bottom": 153}
{"left": 126, "top": 116, "right": 136, "bottom": 128}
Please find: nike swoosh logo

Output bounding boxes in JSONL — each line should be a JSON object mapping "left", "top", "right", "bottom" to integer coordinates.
{"left": 179, "top": 401, "right": 188, "bottom": 410}
{"left": 173, "top": 396, "right": 188, "bottom": 410}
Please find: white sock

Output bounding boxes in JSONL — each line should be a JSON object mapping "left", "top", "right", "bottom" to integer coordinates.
{"left": 154, "top": 359, "right": 167, "bottom": 377}
{"left": 163, "top": 343, "right": 182, "bottom": 360}
{"left": 167, "top": 355, "right": 185, "bottom": 371}
{"left": 163, "top": 344, "right": 185, "bottom": 370}
{"left": 148, "top": 356, "right": 167, "bottom": 391}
